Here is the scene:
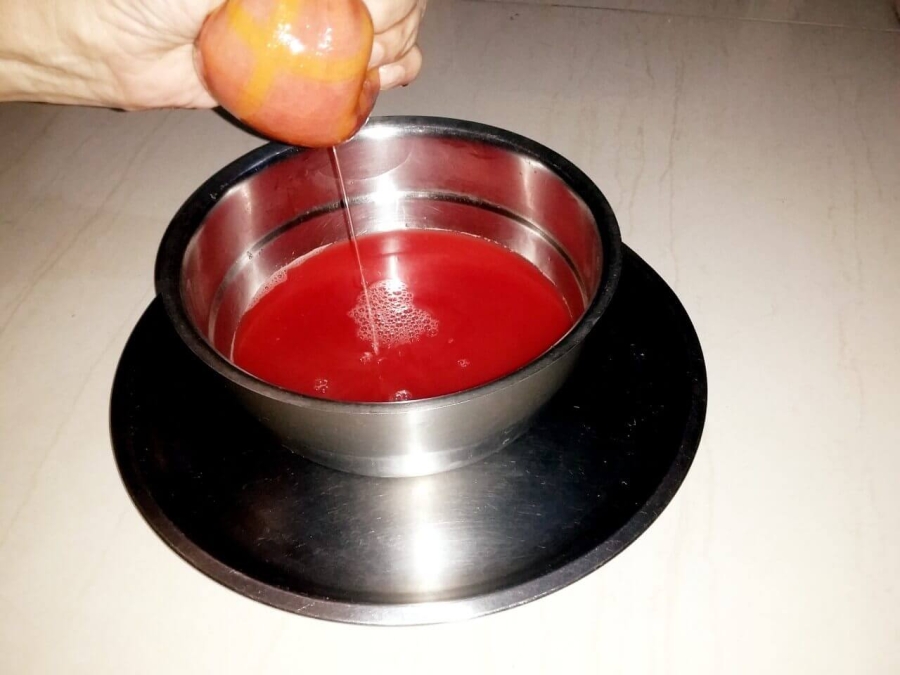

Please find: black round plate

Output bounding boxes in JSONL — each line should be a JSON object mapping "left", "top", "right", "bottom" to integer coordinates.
{"left": 111, "top": 247, "right": 706, "bottom": 625}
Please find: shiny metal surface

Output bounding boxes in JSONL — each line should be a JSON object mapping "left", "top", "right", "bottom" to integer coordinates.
{"left": 114, "top": 249, "right": 707, "bottom": 625}
{"left": 156, "top": 117, "right": 622, "bottom": 477}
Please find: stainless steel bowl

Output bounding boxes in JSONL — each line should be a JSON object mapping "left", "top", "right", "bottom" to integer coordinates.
{"left": 156, "top": 117, "right": 622, "bottom": 477}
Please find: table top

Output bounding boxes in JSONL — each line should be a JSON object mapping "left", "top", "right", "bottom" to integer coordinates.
{"left": 1, "top": 0, "right": 898, "bottom": 672}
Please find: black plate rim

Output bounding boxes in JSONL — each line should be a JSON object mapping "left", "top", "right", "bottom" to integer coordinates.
{"left": 111, "top": 246, "right": 707, "bottom": 626}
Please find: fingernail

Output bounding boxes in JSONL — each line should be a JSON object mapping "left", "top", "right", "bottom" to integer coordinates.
{"left": 379, "top": 64, "right": 405, "bottom": 90}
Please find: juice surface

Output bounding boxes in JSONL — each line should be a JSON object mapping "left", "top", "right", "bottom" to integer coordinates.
{"left": 232, "top": 229, "right": 576, "bottom": 402}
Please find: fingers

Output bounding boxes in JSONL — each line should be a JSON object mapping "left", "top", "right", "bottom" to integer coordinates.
{"left": 368, "top": 0, "right": 424, "bottom": 69}
{"left": 377, "top": 44, "right": 422, "bottom": 90}
{"left": 187, "top": 84, "right": 219, "bottom": 108}
{"left": 362, "top": 0, "right": 420, "bottom": 33}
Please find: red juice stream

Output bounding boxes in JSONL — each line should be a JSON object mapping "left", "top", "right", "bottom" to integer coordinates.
{"left": 233, "top": 229, "right": 577, "bottom": 402}
{"left": 329, "top": 145, "right": 380, "bottom": 354}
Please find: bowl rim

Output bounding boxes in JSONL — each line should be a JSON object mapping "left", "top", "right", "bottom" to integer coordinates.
{"left": 155, "top": 116, "right": 623, "bottom": 413}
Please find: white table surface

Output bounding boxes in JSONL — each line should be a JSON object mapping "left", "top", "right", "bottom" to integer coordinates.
{"left": 1, "top": 0, "right": 898, "bottom": 672}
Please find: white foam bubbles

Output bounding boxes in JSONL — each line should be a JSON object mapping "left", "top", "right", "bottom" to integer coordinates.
{"left": 391, "top": 389, "right": 412, "bottom": 401}
{"left": 314, "top": 378, "right": 329, "bottom": 395}
{"left": 348, "top": 279, "right": 438, "bottom": 349}
{"left": 247, "top": 268, "right": 288, "bottom": 311}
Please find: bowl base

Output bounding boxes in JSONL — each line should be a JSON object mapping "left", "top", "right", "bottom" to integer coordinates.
{"left": 111, "top": 247, "right": 706, "bottom": 625}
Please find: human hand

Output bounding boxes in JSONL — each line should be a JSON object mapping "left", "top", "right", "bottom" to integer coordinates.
{"left": 0, "top": 0, "right": 426, "bottom": 109}
{"left": 365, "top": 0, "right": 427, "bottom": 90}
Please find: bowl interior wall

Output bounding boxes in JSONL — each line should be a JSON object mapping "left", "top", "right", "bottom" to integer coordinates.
{"left": 180, "top": 132, "right": 603, "bottom": 360}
